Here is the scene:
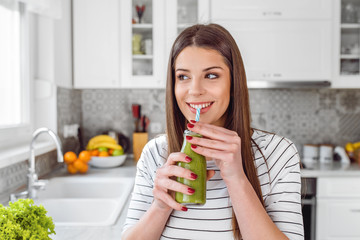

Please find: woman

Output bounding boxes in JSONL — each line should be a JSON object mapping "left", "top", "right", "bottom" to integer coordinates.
{"left": 122, "top": 24, "right": 303, "bottom": 240}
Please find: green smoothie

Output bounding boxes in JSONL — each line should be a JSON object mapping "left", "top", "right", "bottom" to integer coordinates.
{"left": 175, "top": 130, "right": 206, "bottom": 205}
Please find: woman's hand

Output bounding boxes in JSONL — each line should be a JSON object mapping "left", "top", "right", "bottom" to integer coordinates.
{"left": 153, "top": 152, "right": 215, "bottom": 212}
{"left": 186, "top": 121, "right": 246, "bottom": 182}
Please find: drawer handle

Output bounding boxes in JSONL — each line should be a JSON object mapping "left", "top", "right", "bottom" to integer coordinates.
{"left": 350, "top": 209, "right": 360, "bottom": 213}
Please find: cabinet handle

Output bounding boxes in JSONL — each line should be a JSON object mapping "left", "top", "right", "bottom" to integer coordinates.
{"left": 273, "top": 73, "right": 282, "bottom": 77}
{"left": 350, "top": 209, "right": 360, "bottom": 213}
{"left": 262, "top": 11, "right": 282, "bottom": 16}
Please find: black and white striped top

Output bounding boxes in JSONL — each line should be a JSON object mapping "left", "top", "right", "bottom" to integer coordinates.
{"left": 122, "top": 129, "right": 304, "bottom": 239}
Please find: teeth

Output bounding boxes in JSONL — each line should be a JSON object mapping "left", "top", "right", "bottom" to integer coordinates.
{"left": 189, "top": 102, "right": 212, "bottom": 109}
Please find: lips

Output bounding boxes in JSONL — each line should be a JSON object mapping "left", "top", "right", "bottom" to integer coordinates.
{"left": 186, "top": 102, "right": 214, "bottom": 114}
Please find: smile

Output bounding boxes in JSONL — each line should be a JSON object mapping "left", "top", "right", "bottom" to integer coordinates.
{"left": 187, "top": 102, "right": 214, "bottom": 114}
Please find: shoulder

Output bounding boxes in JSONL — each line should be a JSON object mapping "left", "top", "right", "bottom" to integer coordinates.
{"left": 252, "top": 129, "right": 300, "bottom": 182}
{"left": 138, "top": 134, "right": 168, "bottom": 168}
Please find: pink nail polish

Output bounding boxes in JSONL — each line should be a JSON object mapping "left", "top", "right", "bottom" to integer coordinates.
{"left": 190, "top": 120, "right": 196, "bottom": 124}
{"left": 188, "top": 188, "right": 195, "bottom": 194}
{"left": 186, "top": 136, "right": 193, "bottom": 141}
{"left": 185, "top": 156, "right": 192, "bottom": 162}
{"left": 187, "top": 123, "right": 194, "bottom": 128}
{"left": 181, "top": 206, "right": 188, "bottom": 211}
{"left": 191, "top": 145, "right": 197, "bottom": 149}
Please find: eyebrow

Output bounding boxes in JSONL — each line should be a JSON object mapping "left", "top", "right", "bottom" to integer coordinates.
{"left": 175, "top": 66, "right": 224, "bottom": 72}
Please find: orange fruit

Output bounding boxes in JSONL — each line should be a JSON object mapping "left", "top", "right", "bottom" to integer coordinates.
{"left": 98, "top": 151, "right": 109, "bottom": 157}
{"left": 78, "top": 150, "right": 91, "bottom": 162}
{"left": 90, "top": 149, "right": 99, "bottom": 156}
{"left": 78, "top": 164, "right": 89, "bottom": 174}
{"left": 64, "top": 151, "right": 77, "bottom": 164}
{"left": 73, "top": 159, "right": 88, "bottom": 171}
{"left": 67, "top": 164, "right": 78, "bottom": 174}
{"left": 108, "top": 149, "right": 114, "bottom": 155}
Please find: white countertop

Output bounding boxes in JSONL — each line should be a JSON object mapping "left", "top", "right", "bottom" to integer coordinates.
{"left": 300, "top": 162, "right": 360, "bottom": 178}
{"left": 49, "top": 158, "right": 137, "bottom": 240}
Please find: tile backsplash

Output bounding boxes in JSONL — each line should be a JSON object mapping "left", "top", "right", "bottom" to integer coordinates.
{"left": 57, "top": 87, "right": 360, "bottom": 156}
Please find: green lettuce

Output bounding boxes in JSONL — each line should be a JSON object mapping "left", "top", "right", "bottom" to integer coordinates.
{"left": 0, "top": 198, "right": 55, "bottom": 240}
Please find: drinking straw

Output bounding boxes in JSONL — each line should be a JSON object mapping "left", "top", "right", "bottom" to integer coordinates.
{"left": 195, "top": 107, "right": 200, "bottom": 122}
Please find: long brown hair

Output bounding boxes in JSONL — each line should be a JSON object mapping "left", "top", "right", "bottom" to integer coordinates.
{"left": 165, "top": 23, "right": 265, "bottom": 239}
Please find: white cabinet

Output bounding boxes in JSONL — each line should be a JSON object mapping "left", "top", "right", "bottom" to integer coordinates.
{"left": 317, "top": 177, "right": 360, "bottom": 240}
{"left": 120, "top": 0, "right": 166, "bottom": 88}
{"left": 165, "top": 0, "right": 210, "bottom": 60}
{"left": 217, "top": 21, "right": 332, "bottom": 82}
{"left": 332, "top": 0, "right": 360, "bottom": 88}
{"left": 210, "top": 0, "right": 332, "bottom": 20}
{"left": 73, "top": 0, "right": 120, "bottom": 89}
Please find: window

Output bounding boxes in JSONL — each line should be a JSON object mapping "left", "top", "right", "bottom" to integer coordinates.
{"left": 0, "top": 2, "right": 32, "bottom": 149}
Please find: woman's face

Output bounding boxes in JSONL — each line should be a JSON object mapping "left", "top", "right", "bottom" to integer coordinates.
{"left": 174, "top": 46, "right": 231, "bottom": 127}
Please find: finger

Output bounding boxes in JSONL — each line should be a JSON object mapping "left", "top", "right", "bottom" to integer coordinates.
{"left": 186, "top": 135, "right": 239, "bottom": 152}
{"left": 157, "top": 165, "right": 198, "bottom": 181}
{"left": 187, "top": 121, "right": 239, "bottom": 142}
{"left": 191, "top": 144, "right": 235, "bottom": 161}
{"left": 166, "top": 152, "right": 192, "bottom": 166}
{"left": 158, "top": 178, "right": 195, "bottom": 196}
{"left": 206, "top": 170, "right": 215, "bottom": 181}
{"left": 153, "top": 188, "right": 186, "bottom": 211}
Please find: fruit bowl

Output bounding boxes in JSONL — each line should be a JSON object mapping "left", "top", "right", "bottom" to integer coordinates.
{"left": 89, "top": 155, "right": 127, "bottom": 168}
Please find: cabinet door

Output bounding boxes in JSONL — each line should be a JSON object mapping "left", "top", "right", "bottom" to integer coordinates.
{"left": 211, "top": 0, "right": 332, "bottom": 20}
{"left": 317, "top": 199, "right": 360, "bottom": 240}
{"left": 73, "top": 0, "right": 119, "bottom": 89}
{"left": 165, "top": 0, "right": 210, "bottom": 66}
{"left": 217, "top": 21, "right": 332, "bottom": 82}
{"left": 332, "top": 0, "right": 360, "bottom": 88}
{"left": 120, "top": 0, "right": 166, "bottom": 88}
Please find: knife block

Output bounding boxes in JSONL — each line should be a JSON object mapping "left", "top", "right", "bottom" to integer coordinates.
{"left": 133, "top": 132, "right": 148, "bottom": 162}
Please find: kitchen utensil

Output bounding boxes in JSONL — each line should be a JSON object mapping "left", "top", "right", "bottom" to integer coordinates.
{"left": 140, "top": 115, "right": 150, "bottom": 132}
{"left": 319, "top": 144, "right": 333, "bottom": 163}
{"left": 303, "top": 144, "right": 319, "bottom": 163}
{"left": 132, "top": 104, "right": 141, "bottom": 132}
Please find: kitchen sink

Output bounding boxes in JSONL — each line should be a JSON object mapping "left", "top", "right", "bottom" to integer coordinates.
{"left": 35, "top": 198, "right": 123, "bottom": 226}
{"left": 34, "top": 176, "right": 134, "bottom": 226}
{"left": 36, "top": 176, "right": 133, "bottom": 199}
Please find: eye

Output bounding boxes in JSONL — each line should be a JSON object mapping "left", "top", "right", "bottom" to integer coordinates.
{"left": 177, "top": 74, "right": 190, "bottom": 81}
{"left": 206, "top": 73, "right": 218, "bottom": 79}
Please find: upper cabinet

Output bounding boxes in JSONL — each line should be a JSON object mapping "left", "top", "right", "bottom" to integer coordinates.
{"left": 332, "top": 0, "right": 360, "bottom": 88}
{"left": 120, "top": 0, "right": 166, "bottom": 88}
{"left": 210, "top": 0, "right": 333, "bottom": 84}
{"left": 73, "top": 0, "right": 120, "bottom": 89}
{"left": 73, "top": 0, "right": 209, "bottom": 89}
{"left": 211, "top": 0, "right": 332, "bottom": 20}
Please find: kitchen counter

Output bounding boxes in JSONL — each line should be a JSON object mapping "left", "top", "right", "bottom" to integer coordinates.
{"left": 49, "top": 157, "right": 137, "bottom": 240}
{"left": 301, "top": 162, "right": 360, "bottom": 178}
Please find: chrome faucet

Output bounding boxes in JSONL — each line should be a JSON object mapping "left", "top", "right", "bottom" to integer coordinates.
{"left": 10, "top": 128, "right": 64, "bottom": 201}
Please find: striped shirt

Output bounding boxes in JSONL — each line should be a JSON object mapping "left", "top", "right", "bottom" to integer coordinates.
{"left": 122, "top": 129, "right": 304, "bottom": 239}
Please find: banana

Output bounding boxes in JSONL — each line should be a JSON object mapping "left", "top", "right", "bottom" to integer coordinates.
{"left": 345, "top": 143, "right": 354, "bottom": 153}
{"left": 87, "top": 135, "right": 117, "bottom": 150}
{"left": 91, "top": 142, "right": 123, "bottom": 150}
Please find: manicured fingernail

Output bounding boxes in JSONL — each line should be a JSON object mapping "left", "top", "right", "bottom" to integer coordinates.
{"left": 190, "top": 120, "right": 196, "bottom": 124}
{"left": 191, "top": 145, "right": 197, "bottom": 149}
{"left": 187, "top": 123, "right": 194, "bottom": 128}
{"left": 185, "top": 156, "right": 192, "bottom": 162}
{"left": 181, "top": 206, "right": 188, "bottom": 211}
{"left": 188, "top": 188, "right": 195, "bottom": 194}
{"left": 186, "top": 136, "right": 193, "bottom": 141}
{"left": 191, "top": 173, "right": 198, "bottom": 179}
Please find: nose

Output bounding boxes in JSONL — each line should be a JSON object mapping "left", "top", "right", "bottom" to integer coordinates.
{"left": 188, "top": 77, "right": 205, "bottom": 96}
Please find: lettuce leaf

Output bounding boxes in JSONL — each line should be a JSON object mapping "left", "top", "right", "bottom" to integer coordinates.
{"left": 0, "top": 198, "right": 55, "bottom": 240}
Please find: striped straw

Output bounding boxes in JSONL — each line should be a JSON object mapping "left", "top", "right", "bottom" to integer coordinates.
{"left": 195, "top": 107, "right": 200, "bottom": 122}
